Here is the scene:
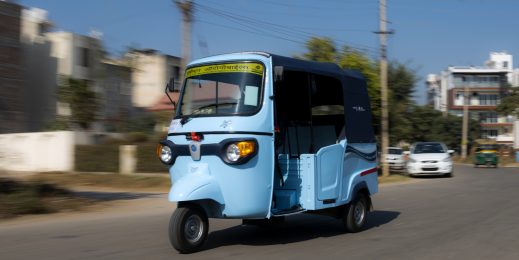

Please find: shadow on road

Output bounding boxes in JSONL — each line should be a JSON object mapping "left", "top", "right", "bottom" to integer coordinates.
{"left": 203, "top": 210, "right": 399, "bottom": 251}
{"left": 73, "top": 191, "right": 163, "bottom": 201}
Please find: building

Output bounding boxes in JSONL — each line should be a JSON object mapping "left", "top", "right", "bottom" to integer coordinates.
{"left": 43, "top": 31, "right": 134, "bottom": 131}
{"left": 427, "top": 52, "right": 516, "bottom": 144}
{"left": 0, "top": 0, "right": 23, "bottom": 133}
{"left": 20, "top": 7, "right": 56, "bottom": 132}
{"left": 98, "top": 59, "right": 133, "bottom": 131}
{"left": 125, "top": 49, "right": 181, "bottom": 108}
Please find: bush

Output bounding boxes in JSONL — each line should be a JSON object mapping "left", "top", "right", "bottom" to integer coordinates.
{"left": 75, "top": 145, "right": 119, "bottom": 172}
{"left": 136, "top": 144, "right": 168, "bottom": 173}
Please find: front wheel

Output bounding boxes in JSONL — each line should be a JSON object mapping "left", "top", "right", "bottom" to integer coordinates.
{"left": 169, "top": 205, "right": 208, "bottom": 254}
{"left": 343, "top": 193, "right": 369, "bottom": 233}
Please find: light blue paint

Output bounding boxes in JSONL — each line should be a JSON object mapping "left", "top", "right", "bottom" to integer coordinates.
{"left": 166, "top": 52, "right": 378, "bottom": 220}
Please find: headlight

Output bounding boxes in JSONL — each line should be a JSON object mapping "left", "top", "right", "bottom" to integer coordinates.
{"left": 442, "top": 157, "right": 451, "bottom": 162}
{"left": 157, "top": 143, "right": 173, "bottom": 164}
{"left": 223, "top": 140, "right": 257, "bottom": 164}
{"left": 226, "top": 143, "right": 241, "bottom": 162}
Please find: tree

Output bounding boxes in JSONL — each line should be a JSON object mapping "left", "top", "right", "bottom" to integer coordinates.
{"left": 387, "top": 62, "right": 417, "bottom": 143}
{"left": 56, "top": 78, "right": 99, "bottom": 130}
{"left": 496, "top": 89, "right": 519, "bottom": 117}
{"left": 301, "top": 37, "right": 337, "bottom": 63}
{"left": 403, "top": 105, "right": 479, "bottom": 151}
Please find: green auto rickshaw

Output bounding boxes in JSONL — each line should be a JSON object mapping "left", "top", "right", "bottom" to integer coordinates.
{"left": 474, "top": 142, "right": 499, "bottom": 168}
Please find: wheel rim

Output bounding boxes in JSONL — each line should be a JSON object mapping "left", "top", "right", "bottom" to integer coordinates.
{"left": 184, "top": 214, "right": 204, "bottom": 243}
{"left": 353, "top": 201, "right": 366, "bottom": 226}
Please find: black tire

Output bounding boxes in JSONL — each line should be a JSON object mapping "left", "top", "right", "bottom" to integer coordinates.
{"left": 169, "top": 205, "right": 208, "bottom": 254}
{"left": 444, "top": 171, "right": 453, "bottom": 178}
{"left": 343, "top": 193, "right": 368, "bottom": 233}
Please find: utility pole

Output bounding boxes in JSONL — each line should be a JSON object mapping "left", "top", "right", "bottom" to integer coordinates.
{"left": 175, "top": 0, "right": 193, "bottom": 88}
{"left": 377, "top": 0, "right": 391, "bottom": 177}
{"left": 461, "top": 82, "right": 469, "bottom": 159}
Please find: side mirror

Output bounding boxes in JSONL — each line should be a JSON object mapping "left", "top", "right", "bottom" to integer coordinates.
{"left": 403, "top": 151, "right": 410, "bottom": 155}
{"left": 164, "top": 77, "right": 177, "bottom": 109}
{"left": 448, "top": 150, "right": 454, "bottom": 155}
{"left": 166, "top": 77, "right": 176, "bottom": 92}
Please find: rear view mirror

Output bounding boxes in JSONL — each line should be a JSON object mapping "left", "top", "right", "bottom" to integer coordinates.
{"left": 164, "top": 77, "right": 177, "bottom": 109}
{"left": 166, "top": 77, "right": 176, "bottom": 92}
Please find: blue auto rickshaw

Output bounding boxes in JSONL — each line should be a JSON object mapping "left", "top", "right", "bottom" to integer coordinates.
{"left": 157, "top": 52, "right": 378, "bottom": 253}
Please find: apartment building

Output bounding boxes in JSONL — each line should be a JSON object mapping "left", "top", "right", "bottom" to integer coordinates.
{"left": 427, "top": 52, "right": 516, "bottom": 144}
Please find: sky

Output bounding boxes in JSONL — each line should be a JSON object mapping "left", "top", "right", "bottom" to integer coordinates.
{"left": 19, "top": 0, "right": 519, "bottom": 104}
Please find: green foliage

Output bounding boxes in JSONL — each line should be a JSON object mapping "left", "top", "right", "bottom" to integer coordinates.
{"left": 57, "top": 77, "right": 99, "bottom": 130}
{"left": 75, "top": 145, "right": 119, "bottom": 172}
{"left": 136, "top": 144, "right": 169, "bottom": 173}
{"left": 44, "top": 116, "right": 70, "bottom": 131}
{"left": 402, "top": 105, "right": 479, "bottom": 150}
{"left": 302, "top": 37, "right": 337, "bottom": 62}
{"left": 496, "top": 91, "right": 519, "bottom": 117}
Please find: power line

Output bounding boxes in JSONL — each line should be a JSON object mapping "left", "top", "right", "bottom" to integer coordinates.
{"left": 194, "top": 2, "right": 379, "bottom": 55}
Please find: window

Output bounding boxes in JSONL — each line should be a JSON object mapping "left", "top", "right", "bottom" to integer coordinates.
{"left": 479, "top": 111, "right": 497, "bottom": 123}
{"left": 78, "top": 47, "right": 90, "bottom": 67}
{"left": 479, "top": 94, "right": 499, "bottom": 106}
{"left": 481, "top": 129, "right": 498, "bottom": 138}
{"left": 177, "top": 62, "right": 264, "bottom": 117}
{"left": 274, "top": 71, "right": 344, "bottom": 155}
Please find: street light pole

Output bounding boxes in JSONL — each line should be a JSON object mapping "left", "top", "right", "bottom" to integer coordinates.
{"left": 461, "top": 82, "right": 469, "bottom": 159}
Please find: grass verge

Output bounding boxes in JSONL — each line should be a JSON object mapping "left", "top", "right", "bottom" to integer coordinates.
{"left": 378, "top": 173, "right": 411, "bottom": 184}
{"left": 28, "top": 172, "right": 171, "bottom": 191}
{"left": 0, "top": 178, "right": 95, "bottom": 220}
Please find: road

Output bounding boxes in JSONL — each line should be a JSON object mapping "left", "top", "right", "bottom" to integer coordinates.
{"left": 1, "top": 165, "right": 519, "bottom": 259}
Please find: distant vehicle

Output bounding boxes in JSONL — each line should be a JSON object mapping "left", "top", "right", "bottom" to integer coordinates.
{"left": 406, "top": 142, "right": 454, "bottom": 177}
{"left": 473, "top": 140, "right": 498, "bottom": 168}
{"left": 384, "top": 147, "right": 405, "bottom": 170}
{"left": 157, "top": 52, "right": 379, "bottom": 253}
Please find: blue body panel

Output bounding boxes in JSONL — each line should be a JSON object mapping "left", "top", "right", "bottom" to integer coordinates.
{"left": 167, "top": 53, "right": 275, "bottom": 219}
{"left": 276, "top": 140, "right": 377, "bottom": 211}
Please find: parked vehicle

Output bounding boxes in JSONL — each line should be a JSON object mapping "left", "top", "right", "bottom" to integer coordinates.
{"left": 473, "top": 141, "right": 499, "bottom": 168}
{"left": 156, "top": 52, "right": 378, "bottom": 253}
{"left": 406, "top": 142, "right": 454, "bottom": 177}
{"left": 385, "top": 147, "right": 405, "bottom": 170}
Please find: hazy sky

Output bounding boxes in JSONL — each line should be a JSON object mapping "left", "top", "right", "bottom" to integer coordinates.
{"left": 19, "top": 0, "right": 519, "bottom": 104}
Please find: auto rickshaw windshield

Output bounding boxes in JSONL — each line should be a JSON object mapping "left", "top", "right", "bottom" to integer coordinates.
{"left": 176, "top": 62, "right": 264, "bottom": 118}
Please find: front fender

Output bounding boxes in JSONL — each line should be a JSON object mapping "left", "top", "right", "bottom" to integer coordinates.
{"left": 168, "top": 172, "right": 224, "bottom": 204}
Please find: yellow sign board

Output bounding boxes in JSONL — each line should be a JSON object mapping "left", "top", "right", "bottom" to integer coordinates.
{"left": 186, "top": 63, "right": 264, "bottom": 78}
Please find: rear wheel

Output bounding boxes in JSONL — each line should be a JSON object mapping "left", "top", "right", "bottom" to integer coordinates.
{"left": 169, "top": 205, "right": 208, "bottom": 254}
{"left": 343, "top": 193, "right": 368, "bottom": 233}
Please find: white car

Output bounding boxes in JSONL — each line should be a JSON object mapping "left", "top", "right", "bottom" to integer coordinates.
{"left": 385, "top": 147, "right": 405, "bottom": 170}
{"left": 406, "top": 142, "right": 454, "bottom": 177}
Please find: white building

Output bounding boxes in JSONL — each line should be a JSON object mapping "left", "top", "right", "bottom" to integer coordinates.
{"left": 427, "top": 52, "right": 516, "bottom": 144}
{"left": 125, "top": 49, "right": 181, "bottom": 108}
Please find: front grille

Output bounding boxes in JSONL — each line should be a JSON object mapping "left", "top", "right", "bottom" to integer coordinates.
{"left": 422, "top": 167, "right": 438, "bottom": 171}
{"left": 421, "top": 160, "right": 437, "bottom": 163}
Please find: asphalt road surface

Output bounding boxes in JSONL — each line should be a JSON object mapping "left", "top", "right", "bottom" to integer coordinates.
{"left": 1, "top": 165, "right": 519, "bottom": 260}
